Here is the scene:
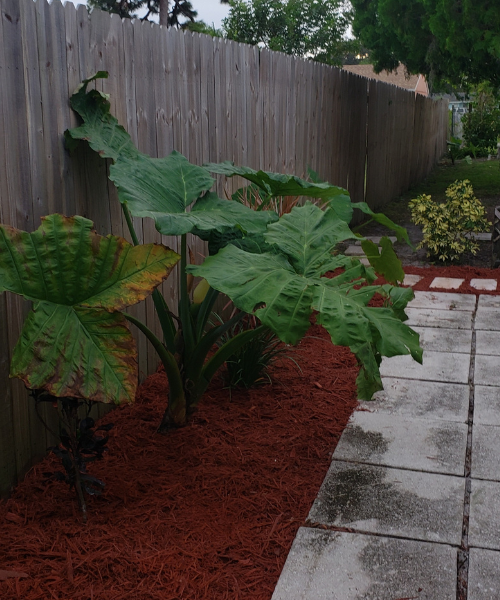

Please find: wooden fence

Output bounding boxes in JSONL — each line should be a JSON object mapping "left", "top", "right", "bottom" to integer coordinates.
{"left": 0, "top": 0, "right": 448, "bottom": 496}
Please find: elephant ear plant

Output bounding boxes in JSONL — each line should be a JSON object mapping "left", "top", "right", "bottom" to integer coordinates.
{"left": 66, "top": 71, "right": 422, "bottom": 431}
{"left": 0, "top": 214, "right": 179, "bottom": 519}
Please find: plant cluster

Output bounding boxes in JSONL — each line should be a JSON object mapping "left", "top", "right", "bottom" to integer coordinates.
{"left": 0, "top": 71, "right": 423, "bottom": 517}
{"left": 409, "top": 179, "right": 491, "bottom": 262}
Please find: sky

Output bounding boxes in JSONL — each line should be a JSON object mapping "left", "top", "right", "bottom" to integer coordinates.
{"left": 65, "top": 0, "right": 231, "bottom": 29}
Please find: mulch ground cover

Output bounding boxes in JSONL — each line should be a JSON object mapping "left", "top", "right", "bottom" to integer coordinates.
{"left": 0, "top": 323, "right": 359, "bottom": 600}
{"left": 1, "top": 263, "right": 499, "bottom": 600}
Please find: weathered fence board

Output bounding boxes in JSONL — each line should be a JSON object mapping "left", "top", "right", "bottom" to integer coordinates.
{"left": 0, "top": 0, "right": 448, "bottom": 496}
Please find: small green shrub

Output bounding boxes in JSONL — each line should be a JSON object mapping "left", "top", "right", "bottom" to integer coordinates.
{"left": 409, "top": 180, "right": 491, "bottom": 262}
{"left": 216, "top": 316, "right": 298, "bottom": 389}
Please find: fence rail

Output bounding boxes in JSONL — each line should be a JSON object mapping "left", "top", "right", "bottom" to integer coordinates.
{"left": 0, "top": 0, "right": 448, "bottom": 495}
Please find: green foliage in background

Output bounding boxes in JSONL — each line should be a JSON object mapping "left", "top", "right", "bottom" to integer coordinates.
{"left": 222, "top": 0, "right": 358, "bottom": 66}
{"left": 409, "top": 180, "right": 491, "bottom": 262}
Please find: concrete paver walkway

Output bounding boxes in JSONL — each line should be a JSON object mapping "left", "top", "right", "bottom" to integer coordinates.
{"left": 272, "top": 291, "right": 500, "bottom": 600}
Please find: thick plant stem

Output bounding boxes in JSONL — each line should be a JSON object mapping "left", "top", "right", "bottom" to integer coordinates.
{"left": 124, "top": 313, "right": 187, "bottom": 430}
{"left": 122, "top": 202, "right": 177, "bottom": 352}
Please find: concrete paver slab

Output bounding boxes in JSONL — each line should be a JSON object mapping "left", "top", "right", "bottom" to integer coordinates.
{"left": 430, "top": 277, "right": 465, "bottom": 290}
{"left": 469, "top": 548, "right": 500, "bottom": 600}
{"left": 476, "top": 331, "right": 500, "bottom": 356}
{"left": 271, "top": 528, "right": 457, "bottom": 600}
{"left": 368, "top": 377, "right": 469, "bottom": 423}
{"left": 308, "top": 461, "right": 465, "bottom": 545}
{"left": 405, "top": 307, "right": 474, "bottom": 330}
{"left": 475, "top": 308, "right": 500, "bottom": 331}
{"left": 334, "top": 412, "right": 467, "bottom": 476}
{"left": 469, "top": 479, "right": 500, "bottom": 550}
{"left": 411, "top": 326, "right": 472, "bottom": 354}
{"left": 474, "top": 355, "right": 500, "bottom": 387}
{"left": 408, "top": 291, "right": 476, "bottom": 311}
{"left": 353, "top": 236, "right": 397, "bottom": 245}
{"left": 478, "top": 295, "right": 500, "bottom": 309}
{"left": 380, "top": 351, "right": 470, "bottom": 384}
{"left": 472, "top": 424, "right": 500, "bottom": 481}
{"left": 470, "top": 279, "right": 497, "bottom": 291}
{"left": 403, "top": 274, "right": 423, "bottom": 287}
{"left": 474, "top": 386, "right": 500, "bottom": 426}
{"left": 344, "top": 245, "right": 365, "bottom": 256}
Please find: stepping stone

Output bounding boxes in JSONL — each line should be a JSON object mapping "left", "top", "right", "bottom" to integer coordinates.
{"left": 380, "top": 351, "right": 470, "bottom": 384}
{"left": 474, "top": 355, "right": 500, "bottom": 386}
{"left": 467, "top": 232, "right": 492, "bottom": 241}
{"left": 478, "top": 295, "right": 500, "bottom": 309}
{"left": 476, "top": 331, "right": 500, "bottom": 356}
{"left": 334, "top": 412, "right": 467, "bottom": 476}
{"left": 353, "top": 236, "right": 397, "bottom": 246}
{"left": 471, "top": 279, "right": 497, "bottom": 291}
{"left": 474, "top": 386, "right": 500, "bottom": 426}
{"left": 271, "top": 528, "right": 457, "bottom": 600}
{"left": 430, "top": 277, "right": 465, "bottom": 290}
{"left": 405, "top": 308, "right": 473, "bottom": 330}
{"left": 368, "top": 377, "right": 469, "bottom": 423}
{"left": 469, "top": 548, "right": 500, "bottom": 600}
{"left": 403, "top": 273, "right": 423, "bottom": 286}
{"left": 472, "top": 424, "right": 500, "bottom": 481}
{"left": 470, "top": 479, "right": 500, "bottom": 550}
{"left": 411, "top": 325, "right": 472, "bottom": 353}
{"left": 344, "top": 245, "right": 366, "bottom": 256}
{"left": 308, "top": 461, "right": 465, "bottom": 545}
{"left": 408, "top": 291, "right": 476, "bottom": 311}
{"left": 475, "top": 308, "right": 500, "bottom": 331}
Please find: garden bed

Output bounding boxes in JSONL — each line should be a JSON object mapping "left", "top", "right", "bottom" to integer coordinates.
{"left": 2, "top": 263, "right": 499, "bottom": 600}
{"left": 0, "top": 323, "right": 359, "bottom": 600}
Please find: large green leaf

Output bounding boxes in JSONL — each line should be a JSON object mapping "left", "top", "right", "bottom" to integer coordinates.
{"left": 66, "top": 72, "right": 138, "bottom": 162}
{"left": 188, "top": 204, "right": 421, "bottom": 400}
{"left": 205, "top": 161, "right": 353, "bottom": 223}
{"left": 265, "top": 203, "right": 355, "bottom": 277}
{"left": 1, "top": 215, "right": 180, "bottom": 403}
{"left": 352, "top": 202, "right": 411, "bottom": 246}
{"left": 361, "top": 236, "right": 405, "bottom": 284}
{"left": 67, "top": 77, "right": 276, "bottom": 238}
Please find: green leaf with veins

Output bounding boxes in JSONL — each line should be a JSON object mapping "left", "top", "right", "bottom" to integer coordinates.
{"left": 66, "top": 76, "right": 276, "bottom": 238}
{"left": 361, "top": 236, "right": 405, "bottom": 284}
{"left": 188, "top": 203, "right": 421, "bottom": 400}
{"left": 1, "top": 214, "right": 179, "bottom": 404}
{"left": 204, "top": 161, "right": 353, "bottom": 223}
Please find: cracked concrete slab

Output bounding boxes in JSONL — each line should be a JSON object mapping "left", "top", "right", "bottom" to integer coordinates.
{"left": 471, "top": 424, "right": 500, "bottom": 481}
{"left": 469, "top": 547, "right": 500, "bottom": 600}
{"left": 474, "top": 386, "right": 500, "bottom": 426}
{"left": 380, "top": 351, "right": 470, "bottom": 384}
{"left": 367, "top": 378, "right": 469, "bottom": 422}
{"left": 470, "top": 479, "right": 500, "bottom": 550}
{"left": 308, "top": 461, "right": 465, "bottom": 545}
{"left": 408, "top": 291, "right": 476, "bottom": 311}
{"left": 271, "top": 528, "right": 457, "bottom": 600}
{"left": 474, "top": 355, "right": 500, "bottom": 387}
{"left": 411, "top": 325, "right": 472, "bottom": 354}
{"left": 334, "top": 412, "right": 467, "bottom": 476}
{"left": 476, "top": 331, "right": 500, "bottom": 356}
{"left": 475, "top": 308, "right": 500, "bottom": 331}
{"left": 405, "top": 307, "right": 474, "bottom": 329}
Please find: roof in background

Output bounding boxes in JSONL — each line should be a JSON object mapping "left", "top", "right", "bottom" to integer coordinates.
{"left": 342, "top": 64, "right": 421, "bottom": 91}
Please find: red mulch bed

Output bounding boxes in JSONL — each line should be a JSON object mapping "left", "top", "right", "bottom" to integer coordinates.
{"left": 0, "top": 323, "right": 359, "bottom": 600}
{"left": 1, "top": 264, "right": 498, "bottom": 599}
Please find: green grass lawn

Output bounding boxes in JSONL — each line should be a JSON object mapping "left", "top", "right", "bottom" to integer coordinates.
{"left": 380, "top": 158, "right": 500, "bottom": 225}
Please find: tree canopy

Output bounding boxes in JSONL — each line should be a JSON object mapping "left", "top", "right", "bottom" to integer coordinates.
{"left": 88, "top": 0, "right": 197, "bottom": 26}
{"left": 222, "top": 0, "right": 358, "bottom": 67}
{"left": 351, "top": 0, "right": 500, "bottom": 90}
